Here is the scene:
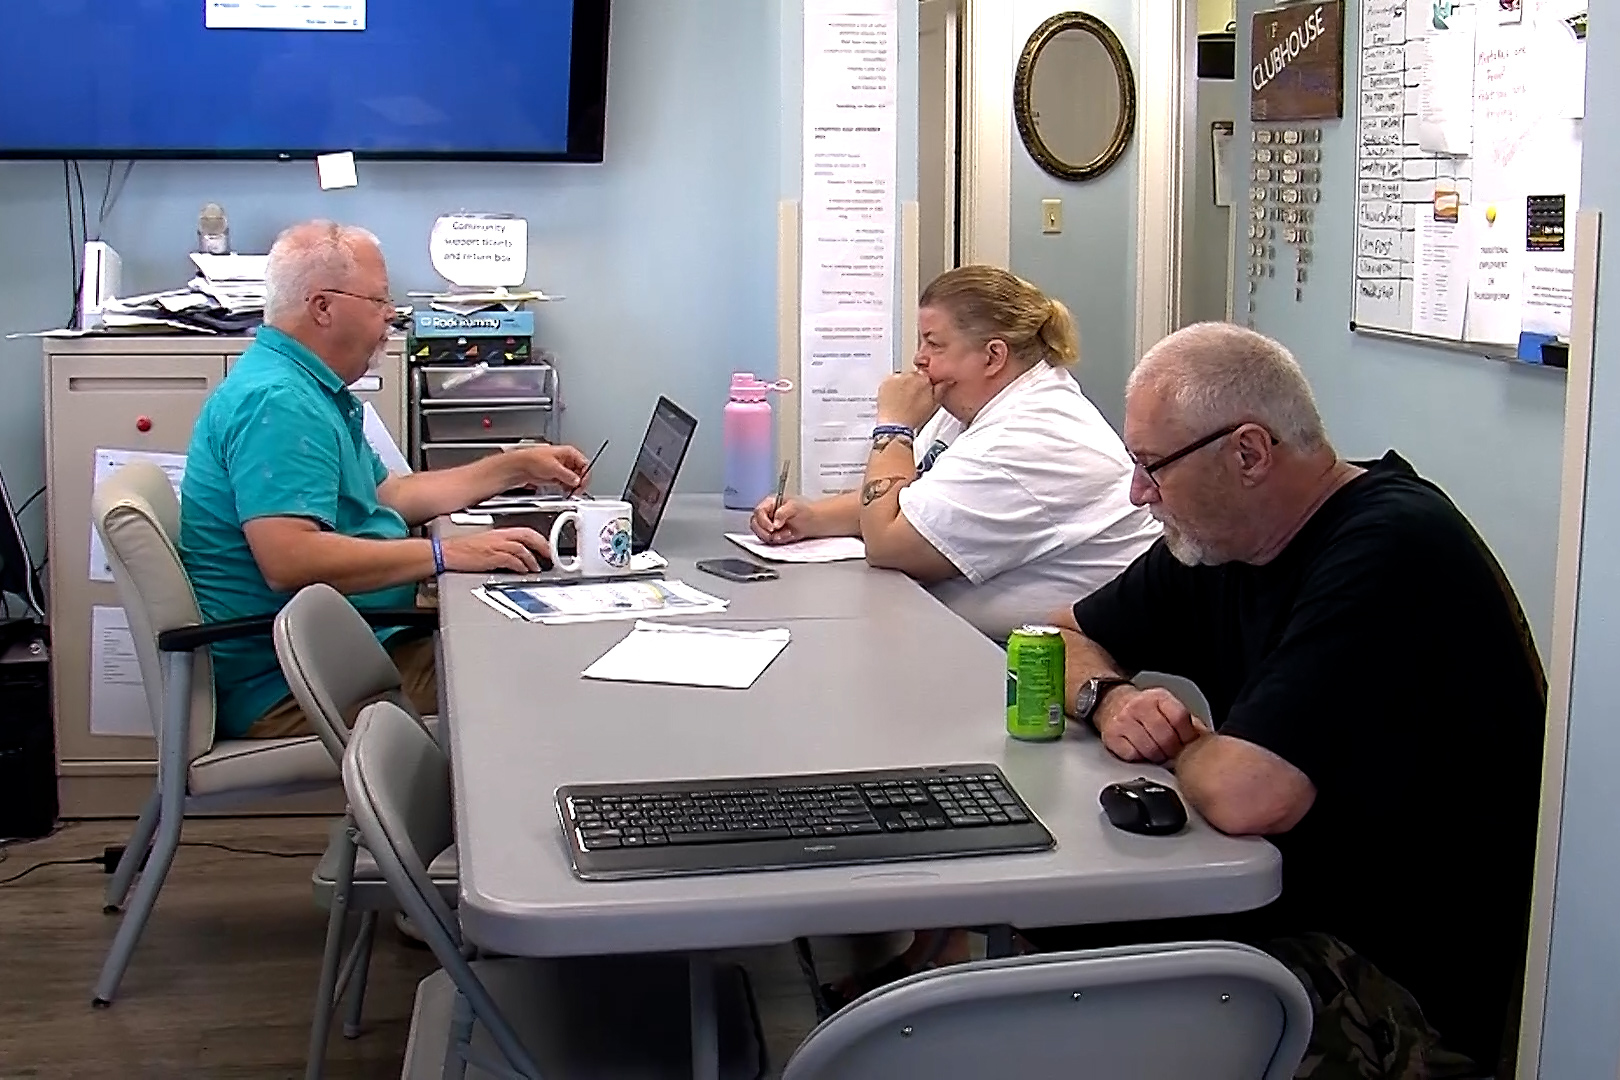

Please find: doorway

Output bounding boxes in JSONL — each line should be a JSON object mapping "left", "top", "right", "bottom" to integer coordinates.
{"left": 919, "top": 0, "right": 962, "bottom": 288}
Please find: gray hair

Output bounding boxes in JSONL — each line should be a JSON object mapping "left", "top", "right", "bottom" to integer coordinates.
{"left": 263, "top": 221, "right": 381, "bottom": 326}
{"left": 1129, "top": 322, "right": 1328, "bottom": 449}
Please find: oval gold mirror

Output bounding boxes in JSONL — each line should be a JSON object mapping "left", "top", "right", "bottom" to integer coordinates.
{"left": 1014, "top": 12, "right": 1137, "bottom": 182}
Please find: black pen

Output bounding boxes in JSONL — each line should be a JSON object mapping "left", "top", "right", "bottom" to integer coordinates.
{"left": 569, "top": 439, "right": 609, "bottom": 498}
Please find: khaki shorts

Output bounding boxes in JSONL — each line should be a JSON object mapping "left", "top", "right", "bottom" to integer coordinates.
{"left": 244, "top": 633, "right": 438, "bottom": 738}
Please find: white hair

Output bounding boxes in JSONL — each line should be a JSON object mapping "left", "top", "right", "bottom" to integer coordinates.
{"left": 263, "top": 221, "right": 381, "bottom": 327}
{"left": 1129, "top": 322, "right": 1328, "bottom": 449}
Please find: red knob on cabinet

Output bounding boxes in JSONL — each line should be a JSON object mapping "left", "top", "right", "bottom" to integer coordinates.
{"left": 136, "top": 416, "right": 152, "bottom": 433}
{"left": 482, "top": 416, "right": 492, "bottom": 429}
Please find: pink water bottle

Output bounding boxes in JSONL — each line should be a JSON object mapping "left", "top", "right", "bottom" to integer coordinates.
{"left": 723, "top": 373, "right": 791, "bottom": 510}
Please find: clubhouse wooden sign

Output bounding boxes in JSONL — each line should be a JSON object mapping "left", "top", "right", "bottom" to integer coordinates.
{"left": 1250, "top": 1, "right": 1345, "bottom": 121}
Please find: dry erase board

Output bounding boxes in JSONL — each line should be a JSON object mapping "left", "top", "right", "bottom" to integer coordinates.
{"left": 1351, "top": 0, "right": 1585, "bottom": 352}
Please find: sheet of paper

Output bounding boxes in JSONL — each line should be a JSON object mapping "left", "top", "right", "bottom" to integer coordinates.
{"left": 361, "top": 402, "right": 411, "bottom": 474}
{"left": 1464, "top": 203, "right": 1526, "bottom": 345}
{"left": 1524, "top": 255, "right": 1575, "bottom": 337}
{"left": 206, "top": 0, "right": 365, "bottom": 30}
{"left": 316, "top": 152, "right": 358, "bottom": 190}
{"left": 90, "top": 606, "right": 152, "bottom": 738}
{"left": 90, "top": 449, "right": 186, "bottom": 583}
{"left": 476, "top": 578, "right": 727, "bottom": 626}
{"left": 1211, "top": 122, "right": 1234, "bottom": 208}
{"left": 724, "top": 532, "right": 867, "bottom": 564}
{"left": 1414, "top": 18, "right": 1476, "bottom": 155}
{"left": 800, "top": 0, "right": 900, "bottom": 498}
{"left": 429, "top": 215, "right": 528, "bottom": 288}
{"left": 582, "top": 621, "right": 791, "bottom": 690}
{"left": 189, "top": 253, "right": 268, "bottom": 283}
{"left": 1412, "top": 212, "right": 1471, "bottom": 339}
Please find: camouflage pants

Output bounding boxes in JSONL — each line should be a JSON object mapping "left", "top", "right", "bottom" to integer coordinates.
{"left": 1262, "top": 933, "right": 1484, "bottom": 1080}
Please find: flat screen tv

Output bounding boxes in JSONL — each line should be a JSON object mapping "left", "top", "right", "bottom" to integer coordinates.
{"left": 0, "top": 0, "right": 610, "bottom": 162}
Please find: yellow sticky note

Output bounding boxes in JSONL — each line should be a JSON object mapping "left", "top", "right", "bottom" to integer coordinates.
{"left": 316, "top": 152, "right": 358, "bottom": 191}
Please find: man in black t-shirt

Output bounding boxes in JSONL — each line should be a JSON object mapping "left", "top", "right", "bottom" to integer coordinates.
{"left": 1049, "top": 323, "right": 1545, "bottom": 1077}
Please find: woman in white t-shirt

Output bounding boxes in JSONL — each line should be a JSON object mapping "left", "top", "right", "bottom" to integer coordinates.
{"left": 751, "top": 265, "right": 1160, "bottom": 640}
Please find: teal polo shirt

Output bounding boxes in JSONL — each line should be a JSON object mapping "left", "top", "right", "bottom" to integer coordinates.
{"left": 179, "top": 327, "right": 417, "bottom": 738}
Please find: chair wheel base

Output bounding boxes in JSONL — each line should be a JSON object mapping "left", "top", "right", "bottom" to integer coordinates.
{"left": 102, "top": 904, "right": 120, "bottom": 915}
{"left": 91, "top": 998, "right": 111, "bottom": 1009}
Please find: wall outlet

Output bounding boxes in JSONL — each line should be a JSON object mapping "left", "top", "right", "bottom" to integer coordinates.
{"left": 1041, "top": 199, "right": 1063, "bottom": 234}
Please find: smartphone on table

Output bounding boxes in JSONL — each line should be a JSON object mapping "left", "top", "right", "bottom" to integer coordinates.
{"left": 695, "top": 558, "right": 779, "bottom": 583}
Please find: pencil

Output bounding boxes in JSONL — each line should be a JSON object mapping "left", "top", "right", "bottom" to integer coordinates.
{"left": 772, "top": 459, "right": 791, "bottom": 520}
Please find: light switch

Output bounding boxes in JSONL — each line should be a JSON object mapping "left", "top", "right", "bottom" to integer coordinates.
{"left": 1041, "top": 199, "right": 1063, "bottom": 234}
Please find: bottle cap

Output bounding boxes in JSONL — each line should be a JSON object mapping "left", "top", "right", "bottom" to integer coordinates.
{"left": 729, "top": 373, "right": 793, "bottom": 401}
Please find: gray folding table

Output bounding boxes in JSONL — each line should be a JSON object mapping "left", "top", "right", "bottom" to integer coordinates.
{"left": 438, "top": 496, "right": 1281, "bottom": 1076}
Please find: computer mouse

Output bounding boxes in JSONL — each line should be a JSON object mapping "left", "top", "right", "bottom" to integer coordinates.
{"left": 1099, "top": 777, "right": 1188, "bottom": 836}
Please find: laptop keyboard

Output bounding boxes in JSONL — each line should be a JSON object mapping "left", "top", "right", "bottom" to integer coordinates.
{"left": 557, "top": 764, "right": 1054, "bottom": 880}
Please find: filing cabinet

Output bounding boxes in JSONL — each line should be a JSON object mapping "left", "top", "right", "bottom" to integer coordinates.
{"left": 42, "top": 335, "right": 405, "bottom": 816}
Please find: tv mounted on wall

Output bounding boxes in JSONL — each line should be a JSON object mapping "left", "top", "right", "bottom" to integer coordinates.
{"left": 0, "top": 0, "right": 611, "bottom": 162}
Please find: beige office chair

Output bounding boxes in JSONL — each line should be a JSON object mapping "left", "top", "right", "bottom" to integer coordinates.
{"left": 781, "top": 941, "right": 1313, "bottom": 1079}
{"left": 344, "top": 701, "right": 766, "bottom": 1079}
{"left": 273, "top": 582, "right": 451, "bottom": 1080}
{"left": 88, "top": 461, "right": 420, "bottom": 1007}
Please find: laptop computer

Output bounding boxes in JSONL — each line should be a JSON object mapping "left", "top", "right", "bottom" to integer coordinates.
{"left": 473, "top": 396, "right": 698, "bottom": 557}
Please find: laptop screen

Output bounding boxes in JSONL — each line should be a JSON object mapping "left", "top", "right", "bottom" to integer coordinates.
{"left": 623, "top": 397, "right": 698, "bottom": 551}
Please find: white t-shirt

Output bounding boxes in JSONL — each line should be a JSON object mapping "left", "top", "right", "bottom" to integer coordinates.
{"left": 896, "top": 361, "right": 1161, "bottom": 641}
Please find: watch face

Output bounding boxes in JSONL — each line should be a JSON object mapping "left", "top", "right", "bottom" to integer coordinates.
{"left": 1076, "top": 680, "right": 1099, "bottom": 718}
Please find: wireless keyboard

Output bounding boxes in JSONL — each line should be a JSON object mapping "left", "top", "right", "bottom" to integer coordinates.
{"left": 556, "top": 764, "right": 1055, "bottom": 881}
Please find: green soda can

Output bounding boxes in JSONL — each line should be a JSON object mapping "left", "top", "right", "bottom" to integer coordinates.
{"left": 1006, "top": 625, "right": 1066, "bottom": 741}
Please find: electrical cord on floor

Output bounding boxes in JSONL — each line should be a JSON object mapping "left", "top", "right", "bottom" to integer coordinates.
{"left": 0, "top": 856, "right": 102, "bottom": 886}
{"left": 0, "top": 837, "right": 323, "bottom": 888}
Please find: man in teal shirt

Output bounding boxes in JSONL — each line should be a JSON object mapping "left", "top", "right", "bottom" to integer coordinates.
{"left": 180, "top": 221, "right": 587, "bottom": 739}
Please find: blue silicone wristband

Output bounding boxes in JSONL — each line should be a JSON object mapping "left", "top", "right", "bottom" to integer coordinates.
{"left": 430, "top": 535, "right": 446, "bottom": 576}
{"left": 871, "top": 423, "right": 915, "bottom": 439}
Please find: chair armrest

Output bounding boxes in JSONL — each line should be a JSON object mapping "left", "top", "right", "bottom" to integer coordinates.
{"left": 358, "top": 607, "right": 439, "bottom": 632}
{"left": 156, "top": 607, "right": 435, "bottom": 653}
{"left": 158, "top": 616, "right": 278, "bottom": 653}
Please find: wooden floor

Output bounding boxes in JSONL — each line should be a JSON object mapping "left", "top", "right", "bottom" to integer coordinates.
{"left": 0, "top": 817, "right": 875, "bottom": 1079}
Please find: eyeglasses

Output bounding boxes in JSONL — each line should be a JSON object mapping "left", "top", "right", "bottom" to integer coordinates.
{"left": 316, "top": 287, "right": 395, "bottom": 311}
{"left": 1131, "top": 423, "right": 1278, "bottom": 489}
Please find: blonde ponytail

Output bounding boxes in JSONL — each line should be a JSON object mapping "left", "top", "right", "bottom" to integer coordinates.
{"left": 918, "top": 265, "right": 1081, "bottom": 369}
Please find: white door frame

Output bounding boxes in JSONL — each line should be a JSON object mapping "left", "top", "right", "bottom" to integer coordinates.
{"left": 958, "top": 0, "right": 1193, "bottom": 360}
{"left": 958, "top": 0, "right": 1012, "bottom": 268}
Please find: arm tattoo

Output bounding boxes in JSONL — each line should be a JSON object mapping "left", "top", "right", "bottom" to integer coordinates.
{"left": 861, "top": 476, "right": 908, "bottom": 506}
{"left": 871, "top": 432, "right": 914, "bottom": 453}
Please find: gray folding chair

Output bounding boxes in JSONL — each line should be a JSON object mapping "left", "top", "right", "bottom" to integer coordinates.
{"left": 344, "top": 701, "right": 767, "bottom": 1079}
{"left": 273, "top": 583, "right": 450, "bottom": 1080}
{"left": 781, "top": 941, "right": 1312, "bottom": 1080}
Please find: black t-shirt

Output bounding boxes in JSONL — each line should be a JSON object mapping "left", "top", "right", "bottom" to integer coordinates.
{"left": 1073, "top": 452, "right": 1545, "bottom": 1065}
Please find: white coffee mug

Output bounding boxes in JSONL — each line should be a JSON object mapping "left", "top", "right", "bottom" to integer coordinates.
{"left": 549, "top": 499, "right": 634, "bottom": 574}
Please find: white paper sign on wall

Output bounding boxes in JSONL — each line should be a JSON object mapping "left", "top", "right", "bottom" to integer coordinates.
{"left": 429, "top": 214, "right": 528, "bottom": 288}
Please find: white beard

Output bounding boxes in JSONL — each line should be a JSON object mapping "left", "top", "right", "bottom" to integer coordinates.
{"left": 366, "top": 344, "right": 387, "bottom": 374}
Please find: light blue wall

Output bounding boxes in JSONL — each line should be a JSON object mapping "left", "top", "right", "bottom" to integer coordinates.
{"left": 0, "top": 0, "right": 783, "bottom": 559}
{"left": 1539, "top": 10, "right": 1620, "bottom": 1076}
{"left": 1008, "top": 0, "right": 1139, "bottom": 430}
{"left": 1231, "top": 0, "right": 1565, "bottom": 649}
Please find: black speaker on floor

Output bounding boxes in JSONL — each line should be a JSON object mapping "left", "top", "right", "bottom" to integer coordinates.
{"left": 0, "top": 629, "right": 57, "bottom": 840}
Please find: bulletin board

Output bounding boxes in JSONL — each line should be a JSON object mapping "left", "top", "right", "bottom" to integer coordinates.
{"left": 1350, "top": 0, "right": 1586, "bottom": 355}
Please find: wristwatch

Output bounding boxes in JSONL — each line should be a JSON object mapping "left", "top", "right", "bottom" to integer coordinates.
{"left": 1074, "top": 676, "right": 1135, "bottom": 730}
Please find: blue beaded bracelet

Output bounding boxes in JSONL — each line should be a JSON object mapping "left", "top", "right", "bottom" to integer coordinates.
{"left": 871, "top": 423, "right": 915, "bottom": 440}
{"left": 430, "top": 535, "right": 446, "bottom": 576}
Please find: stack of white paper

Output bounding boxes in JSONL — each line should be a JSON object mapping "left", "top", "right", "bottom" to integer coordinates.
{"left": 724, "top": 532, "right": 866, "bottom": 563}
{"left": 582, "top": 621, "right": 791, "bottom": 689}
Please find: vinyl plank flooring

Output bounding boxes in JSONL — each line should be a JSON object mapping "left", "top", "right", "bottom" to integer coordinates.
{"left": 0, "top": 817, "right": 879, "bottom": 1079}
